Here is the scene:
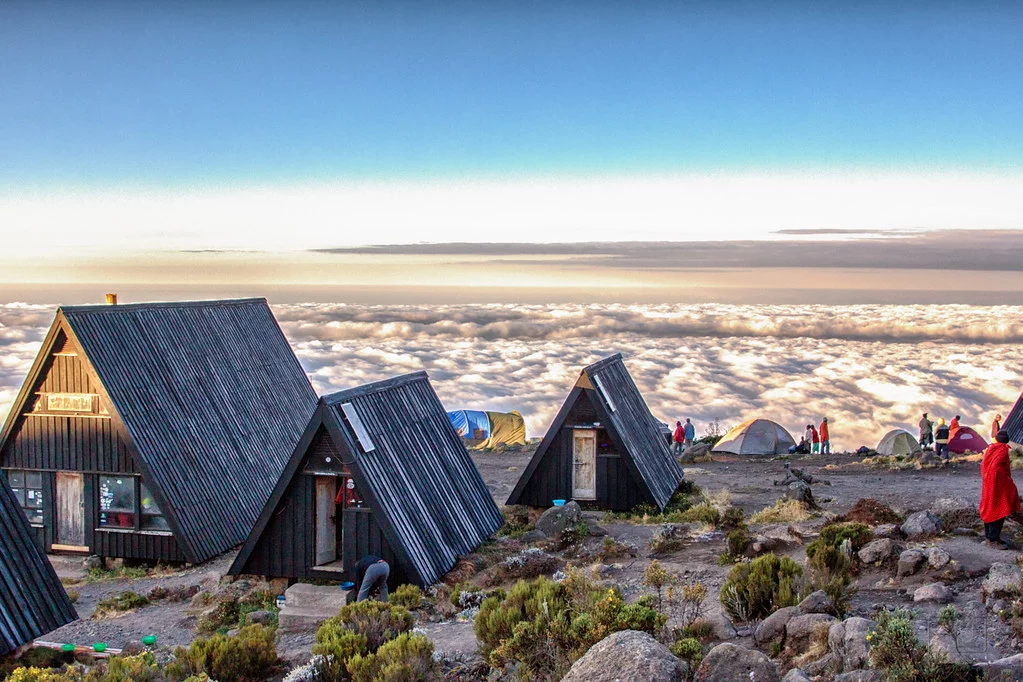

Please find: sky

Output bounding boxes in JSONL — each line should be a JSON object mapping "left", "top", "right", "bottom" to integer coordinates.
{"left": 1, "top": 2, "right": 1022, "bottom": 294}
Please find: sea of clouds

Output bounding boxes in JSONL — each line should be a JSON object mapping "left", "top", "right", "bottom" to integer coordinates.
{"left": 2, "top": 302, "right": 1021, "bottom": 450}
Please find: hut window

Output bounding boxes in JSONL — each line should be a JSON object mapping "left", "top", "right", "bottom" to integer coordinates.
{"left": 5, "top": 470, "right": 44, "bottom": 525}
{"left": 99, "top": 476, "right": 136, "bottom": 529}
{"left": 140, "top": 483, "right": 170, "bottom": 532}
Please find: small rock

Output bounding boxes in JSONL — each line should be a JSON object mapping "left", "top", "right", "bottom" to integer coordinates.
{"left": 803, "top": 653, "right": 840, "bottom": 678}
{"left": 755, "top": 606, "right": 800, "bottom": 644}
{"left": 897, "top": 549, "right": 927, "bottom": 577}
{"left": 901, "top": 510, "right": 942, "bottom": 538}
{"left": 913, "top": 583, "right": 952, "bottom": 603}
{"left": 587, "top": 524, "right": 608, "bottom": 537}
{"left": 785, "top": 613, "right": 838, "bottom": 646}
{"left": 833, "top": 672, "right": 882, "bottom": 682}
{"left": 246, "top": 609, "right": 273, "bottom": 624}
{"left": 561, "top": 630, "right": 688, "bottom": 682}
{"left": 782, "top": 670, "right": 812, "bottom": 682}
{"left": 926, "top": 547, "right": 951, "bottom": 569}
{"left": 785, "top": 480, "right": 815, "bottom": 507}
{"left": 520, "top": 530, "right": 547, "bottom": 543}
{"left": 983, "top": 562, "right": 1023, "bottom": 599}
{"left": 872, "top": 524, "right": 902, "bottom": 539}
{"left": 82, "top": 555, "right": 103, "bottom": 570}
{"left": 858, "top": 538, "right": 896, "bottom": 564}
{"left": 694, "top": 643, "right": 781, "bottom": 682}
{"left": 953, "top": 527, "right": 978, "bottom": 536}
{"left": 536, "top": 501, "right": 582, "bottom": 537}
{"left": 798, "top": 590, "right": 835, "bottom": 615}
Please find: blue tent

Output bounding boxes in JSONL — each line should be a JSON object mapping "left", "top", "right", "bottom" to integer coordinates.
{"left": 448, "top": 410, "right": 491, "bottom": 438}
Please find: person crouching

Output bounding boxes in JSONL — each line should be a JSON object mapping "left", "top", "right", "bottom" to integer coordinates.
{"left": 979, "top": 430, "right": 1021, "bottom": 550}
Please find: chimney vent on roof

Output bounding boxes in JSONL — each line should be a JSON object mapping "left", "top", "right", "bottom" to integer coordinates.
{"left": 105, "top": 293, "right": 118, "bottom": 305}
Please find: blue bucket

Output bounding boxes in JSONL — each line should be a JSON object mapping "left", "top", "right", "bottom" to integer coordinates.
{"left": 552, "top": 499, "right": 566, "bottom": 506}
{"left": 340, "top": 581, "right": 355, "bottom": 590}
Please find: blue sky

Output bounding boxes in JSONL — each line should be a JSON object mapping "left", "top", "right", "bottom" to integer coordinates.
{"left": 2, "top": 2, "right": 1022, "bottom": 189}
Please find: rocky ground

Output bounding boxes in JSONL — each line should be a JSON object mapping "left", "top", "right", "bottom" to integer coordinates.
{"left": 26, "top": 448, "right": 1023, "bottom": 681}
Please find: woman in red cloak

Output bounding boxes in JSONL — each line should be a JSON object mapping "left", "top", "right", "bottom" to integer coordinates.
{"left": 980, "top": 430, "right": 1021, "bottom": 549}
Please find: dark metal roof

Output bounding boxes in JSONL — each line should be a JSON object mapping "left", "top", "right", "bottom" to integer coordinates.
{"left": 0, "top": 475, "right": 77, "bottom": 654}
{"left": 1002, "top": 391, "right": 1023, "bottom": 444}
{"left": 508, "top": 353, "right": 684, "bottom": 510}
{"left": 232, "top": 371, "right": 503, "bottom": 585}
{"left": 50, "top": 298, "right": 317, "bottom": 563}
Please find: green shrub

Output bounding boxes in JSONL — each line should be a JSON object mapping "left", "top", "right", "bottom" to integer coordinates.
{"left": 93, "top": 590, "right": 149, "bottom": 618}
{"left": 719, "top": 554, "right": 803, "bottom": 621}
{"left": 670, "top": 637, "right": 704, "bottom": 671}
{"left": 196, "top": 595, "right": 241, "bottom": 633}
{"left": 867, "top": 608, "right": 975, "bottom": 682}
{"left": 678, "top": 619, "right": 714, "bottom": 642}
{"left": 335, "top": 601, "right": 414, "bottom": 651}
{"left": 83, "top": 652, "right": 164, "bottom": 682}
{"left": 5, "top": 668, "right": 81, "bottom": 682}
{"left": 389, "top": 584, "right": 423, "bottom": 610}
{"left": 166, "top": 624, "right": 278, "bottom": 682}
{"left": 312, "top": 627, "right": 370, "bottom": 682}
{"left": 805, "top": 539, "right": 856, "bottom": 617}
{"left": 678, "top": 503, "right": 721, "bottom": 527}
{"left": 818, "top": 522, "right": 872, "bottom": 553}
{"left": 346, "top": 633, "right": 438, "bottom": 682}
{"left": 497, "top": 505, "right": 536, "bottom": 538}
{"left": 720, "top": 506, "right": 746, "bottom": 531}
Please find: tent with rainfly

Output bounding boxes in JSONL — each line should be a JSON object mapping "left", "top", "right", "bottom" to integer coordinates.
{"left": 713, "top": 419, "right": 796, "bottom": 456}
{"left": 948, "top": 426, "right": 988, "bottom": 454}
{"left": 876, "top": 429, "right": 921, "bottom": 457}
{"left": 447, "top": 409, "right": 527, "bottom": 449}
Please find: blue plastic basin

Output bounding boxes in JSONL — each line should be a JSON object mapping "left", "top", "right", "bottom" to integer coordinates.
{"left": 340, "top": 581, "right": 355, "bottom": 590}
{"left": 552, "top": 499, "right": 566, "bottom": 506}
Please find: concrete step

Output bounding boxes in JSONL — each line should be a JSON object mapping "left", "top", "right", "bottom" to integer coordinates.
{"left": 283, "top": 583, "right": 347, "bottom": 611}
{"left": 277, "top": 605, "right": 343, "bottom": 634}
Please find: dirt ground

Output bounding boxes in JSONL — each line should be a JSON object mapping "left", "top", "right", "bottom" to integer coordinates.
{"left": 34, "top": 448, "right": 1023, "bottom": 672}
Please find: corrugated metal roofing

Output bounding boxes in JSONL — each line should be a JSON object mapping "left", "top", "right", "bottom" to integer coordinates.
{"left": 57, "top": 299, "right": 317, "bottom": 563}
{"left": 582, "top": 354, "right": 684, "bottom": 510}
{"left": 1002, "top": 392, "right": 1023, "bottom": 444}
{"left": 323, "top": 372, "right": 503, "bottom": 586}
{"left": 0, "top": 474, "right": 77, "bottom": 654}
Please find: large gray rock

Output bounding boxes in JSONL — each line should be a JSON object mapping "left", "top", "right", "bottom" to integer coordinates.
{"left": 927, "top": 547, "right": 952, "bottom": 569}
{"left": 897, "top": 548, "right": 927, "bottom": 577}
{"left": 930, "top": 497, "right": 981, "bottom": 529}
{"left": 694, "top": 643, "right": 780, "bottom": 682}
{"left": 803, "top": 653, "right": 840, "bottom": 678}
{"left": 873, "top": 524, "right": 902, "bottom": 539}
{"left": 978, "top": 653, "right": 1023, "bottom": 681}
{"left": 834, "top": 617, "right": 874, "bottom": 673}
{"left": 798, "top": 590, "right": 835, "bottom": 615}
{"left": 858, "top": 538, "right": 896, "bottom": 564}
{"left": 560, "top": 630, "right": 688, "bottom": 682}
{"left": 755, "top": 606, "right": 800, "bottom": 644}
{"left": 785, "top": 613, "right": 838, "bottom": 648}
{"left": 983, "top": 562, "right": 1023, "bottom": 598}
{"left": 782, "top": 670, "right": 812, "bottom": 682}
{"left": 901, "top": 510, "right": 942, "bottom": 538}
{"left": 913, "top": 582, "right": 952, "bottom": 603}
{"left": 928, "top": 631, "right": 964, "bottom": 664}
{"left": 785, "top": 480, "right": 815, "bottom": 507}
{"left": 536, "top": 501, "right": 582, "bottom": 537}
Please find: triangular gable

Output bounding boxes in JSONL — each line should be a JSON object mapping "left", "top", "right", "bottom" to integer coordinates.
{"left": 507, "top": 354, "right": 682, "bottom": 510}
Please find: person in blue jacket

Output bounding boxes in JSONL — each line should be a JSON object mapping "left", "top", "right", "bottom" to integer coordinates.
{"left": 683, "top": 418, "right": 696, "bottom": 449}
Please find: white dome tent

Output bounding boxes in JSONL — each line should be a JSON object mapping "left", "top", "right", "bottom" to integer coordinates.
{"left": 876, "top": 429, "right": 922, "bottom": 457}
{"left": 713, "top": 418, "right": 796, "bottom": 456}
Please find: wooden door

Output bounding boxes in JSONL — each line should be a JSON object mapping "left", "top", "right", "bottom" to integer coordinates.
{"left": 315, "top": 476, "right": 337, "bottom": 566}
{"left": 56, "top": 472, "right": 85, "bottom": 548}
{"left": 572, "top": 429, "right": 597, "bottom": 500}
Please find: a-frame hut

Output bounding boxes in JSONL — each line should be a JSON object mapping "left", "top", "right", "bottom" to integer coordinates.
{"left": 229, "top": 371, "right": 504, "bottom": 587}
{"left": 1002, "top": 392, "right": 1023, "bottom": 444}
{"left": 506, "top": 354, "right": 684, "bottom": 511}
{"left": 1, "top": 470, "right": 77, "bottom": 654}
{"left": 0, "top": 298, "right": 317, "bottom": 564}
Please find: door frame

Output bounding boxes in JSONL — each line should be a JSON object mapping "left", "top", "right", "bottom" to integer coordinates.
{"left": 314, "top": 475, "right": 338, "bottom": 566}
{"left": 571, "top": 428, "right": 597, "bottom": 500}
{"left": 53, "top": 472, "right": 87, "bottom": 552}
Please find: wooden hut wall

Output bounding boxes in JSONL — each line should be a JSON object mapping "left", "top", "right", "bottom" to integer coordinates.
{"left": 0, "top": 331, "right": 185, "bottom": 561}
{"left": 515, "top": 390, "right": 650, "bottom": 510}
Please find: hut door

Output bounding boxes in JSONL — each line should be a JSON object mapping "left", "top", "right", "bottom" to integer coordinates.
{"left": 572, "top": 429, "right": 597, "bottom": 500}
{"left": 315, "top": 476, "right": 337, "bottom": 566}
{"left": 56, "top": 472, "right": 86, "bottom": 548}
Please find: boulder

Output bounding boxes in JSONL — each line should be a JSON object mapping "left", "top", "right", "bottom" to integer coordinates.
{"left": 978, "top": 653, "right": 1023, "bottom": 681}
{"left": 803, "top": 653, "right": 840, "bottom": 678}
{"left": 833, "top": 672, "right": 882, "bottom": 682}
{"left": 873, "top": 524, "right": 902, "bottom": 539}
{"left": 755, "top": 606, "right": 800, "bottom": 644}
{"left": 245, "top": 609, "right": 273, "bottom": 625}
{"left": 983, "top": 562, "right": 1023, "bottom": 599}
{"left": 686, "top": 442, "right": 711, "bottom": 458}
{"left": 928, "top": 632, "right": 964, "bottom": 664}
{"left": 536, "top": 501, "right": 582, "bottom": 537}
{"left": 913, "top": 583, "right": 953, "bottom": 603}
{"left": 798, "top": 590, "right": 835, "bottom": 615}
{"left": 560, "top": 630, "right": 688, "bottom": 682}
{"left": 858, "top": 538, "right": 896, "bottom": 564}
{"left": 897, "top": 549, "right": 927, "bottom": 577}
{"left": 785, "top": 613, "right": 838, "bottom": 647}
{"left": 694, "top": 643, "right": 780, "bottom": 682}
{"left": 520, "top": 529, "right": 547, "bottom": 543}
{"left": 785, "top": 480, "right": 815, "bottom": 507}
{"left": 782, "top": 670, "right": 812, "bottom": 682}
{"left": 930, "top": 497, "right": 981, "bottom": 529}
{"left": 927, "top": 547, "right": 952, "bottom": 569}
{"left": 840, "top": 617, "right": 875, "bottom": 672}
{"left": 828, "top": 620, "right": 846, "bottom": 659}
{"left": 901, "top": 510, "right": 942, "bottom": 538}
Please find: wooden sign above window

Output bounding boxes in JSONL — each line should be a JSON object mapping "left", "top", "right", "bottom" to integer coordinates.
{"left": 46, "top": 393, "right": 96, "bottom": 412}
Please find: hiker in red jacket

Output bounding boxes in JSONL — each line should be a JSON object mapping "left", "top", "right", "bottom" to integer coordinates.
{"left": 819, "top": 418, "right": 830, "bottom": 455}
{"left": 672, "top": 421, "right": 685, "bottom": 456}
{"left": 980, "top": 430, "right": 1021, "bottom": 549}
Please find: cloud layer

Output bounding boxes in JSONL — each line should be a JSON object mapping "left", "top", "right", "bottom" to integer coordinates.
{"left": 2, "top": 302, "right": 1021, "bottom": 451}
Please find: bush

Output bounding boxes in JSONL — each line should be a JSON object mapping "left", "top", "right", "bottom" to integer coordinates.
{"left": 749, "top": 499, "right": 812, "bottom": 524}
{"left": 719, "top": 554, "right": 803, "bottom": 622}
{"left": 388, "top": 584, "right": 423, "bottom": 610}
{"left": 678, "top": 503, "right": 721, "bottom": 527}
{"left": 867, "top": 608, "right": 976, "bottom": 682}
{"left": 166, "top": 624, "right": 279, "bottom": 682}
{"left": 818, "top": 522, "right": 873, "bottom": 553}
{"left": 497, "top": 505, "right": 536, "bottom": 538}
{"left": 84, "top": 652, "right": 165, "bottom": 682}
{"left": 93, "top": 590, "right": 149, "bottom": 618}
{"left": 197, "top": 595, "right": 241, "bottom": 633}
{"left": 5, "top": 668, "right": 81, "bottom": 682}
{"left": 313, "top": 628, "right": 370, "bottom": 682}
{"left": 670, "top": 637, "right": 704, "bottom": 671}
{"left": 346, "top": 633, "right": 438, "bottom": 682}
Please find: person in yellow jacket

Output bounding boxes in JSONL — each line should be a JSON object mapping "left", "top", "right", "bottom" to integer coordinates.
{"left": 934, "top": 418, "right": 950, "bottom": 464}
